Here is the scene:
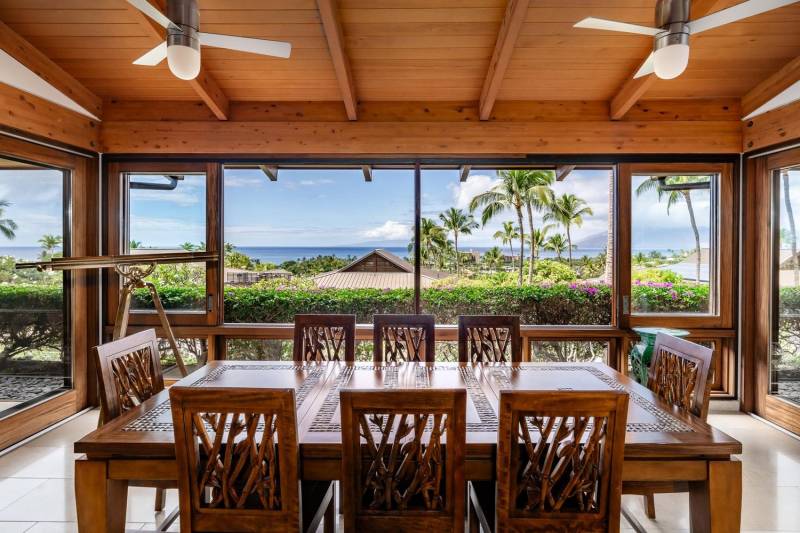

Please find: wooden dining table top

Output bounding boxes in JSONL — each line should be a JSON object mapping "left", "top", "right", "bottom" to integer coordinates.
{"left": 74, "top": 360, "right": 742, "bottom": 461}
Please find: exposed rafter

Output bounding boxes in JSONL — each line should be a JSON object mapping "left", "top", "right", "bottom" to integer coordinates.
{"left": 460, "top": 165, "right": 472, "bottom": 182}
{"left": 0, "top": 20, "right": 102, "bottom": 119}
{"left": 124, "top": 0, "right": 229, "bottom": 120}
{"left": 556, "top": 165, "right": 576, "bottom": 181}
{"left": 259, "top": 165, "right": 278, "bottom": 181}
{"left": 317, "top": 0, "right": 358, "bottom": 121}
{"left": 479, "top": 0, "right": 531, "bottom": 121}
{"left": 361, "top": 165, "right": 372, "bottom": 182}
{"left": 742, "top": 56, "right": 800, "bottom": 119}
{"left": 609, "top": 0, "right": 727, "bottom": 120}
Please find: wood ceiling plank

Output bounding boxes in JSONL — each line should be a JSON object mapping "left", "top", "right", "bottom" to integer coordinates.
{"left": 743, "top": 98, "right": 800, "bottom": 152}
{"left": 317, "top": 0, "right": 358, "bottom": 120}
{"left": 123, "top": 0, "right": 229, "bottom": 120}
{"left": 0, "top": 20, "right": 102, "bottom": 118}
{"left": 608, "top": 0, "right": 728, "bottom": 120}
{"left": 479, "top": 0, "right": 530, "bottom": 120}
{"left": 742, "top": 56, "right": 800, "bottom": 118}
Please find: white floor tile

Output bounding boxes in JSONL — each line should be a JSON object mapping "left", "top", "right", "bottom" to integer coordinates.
{"left": 0, "top": 522, "right": 34, "bottom": 533}
{"left": 0, "top": 478, "right": 47, "bottom": 511}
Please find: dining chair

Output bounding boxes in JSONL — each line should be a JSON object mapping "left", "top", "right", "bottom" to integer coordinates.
{"left": 94, "top": 328, "right": 177, "bottom": 530}
{"left": 339, "top": 388, "right": 467, "bottom": 532}
{"left": 469, "top": 390, "right": 629, "bottom": 533}
{"left": 623, "top": 333, "right": 714, "bottom": 529}
{"left": 169, "top": 386, "right": 335, "bottom": 533}
{"left": 457, "top": 315, "right": 521, "bottom": 363}
{"left": 372, "top": 313, "right": 436, "bottom": 363}
{"left": 293, "top": 313, "right": 356, "bottom": 362}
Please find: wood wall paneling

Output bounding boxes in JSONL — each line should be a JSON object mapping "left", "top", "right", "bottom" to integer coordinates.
{"left": 744, "top": 99, "right": 800, "bottom": 152}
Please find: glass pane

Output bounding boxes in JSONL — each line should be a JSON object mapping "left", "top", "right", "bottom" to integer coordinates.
{"left": 530, "top": 340, "right": 608, "bottom": 363}
{"left": 421, "top": 168, "right": 612, "bottom": 325}
{"left": 631, "top": 174, "right": 714, "bottom": 314}
{"left": 159, "top": 337, "right": 208, "bottom": 380}
{"left": 125, "top": 173, "right": 207, "bottom": 312}
{"left": 0, "top": 160, "right": 69, "bottom": 417}
{"left": 773, "top": 166, "right": 800, "bottom": 406}
{"left": 223, "top": 167, "right": 414, "bottom": 323}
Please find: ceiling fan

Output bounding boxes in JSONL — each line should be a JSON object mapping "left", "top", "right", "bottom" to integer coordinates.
{"left": 127, "top": 0, "right": 291, "bottom": 81}
{"left": 574, "top": 0, "right": 800, "bottom": 80}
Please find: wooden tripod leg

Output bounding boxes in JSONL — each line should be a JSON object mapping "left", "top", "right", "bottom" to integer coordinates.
{"left": 146, "top": 282, "right": 188, "bottom": 377}
{"left": 112, "top": 284, "right": 134, "bottom": 340}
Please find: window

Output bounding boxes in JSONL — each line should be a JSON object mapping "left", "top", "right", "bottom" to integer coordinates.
{"left": 420, "top": 167, "right": 612, "bottom": 325}
{"left": 222, "top": 167, "right": 415, "bottom": 324}
{"left": 630, "top": 173, "right": 716, "bottom": 315}
{"left": 530, "top": 340, "right": 608, "bottom": 363}
{"left": 124, "top": 172, "right": 207, "bottom": 312}
{"left": 0, "top": 158, "right": 69, "bottom": 416}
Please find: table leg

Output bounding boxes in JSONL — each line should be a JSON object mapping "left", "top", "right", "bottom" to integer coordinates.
{"left": 75, "top": 457, "right": 128, "bottom": 533}
{"left": 689, "top": 459, "right": 742, "bottom": 533}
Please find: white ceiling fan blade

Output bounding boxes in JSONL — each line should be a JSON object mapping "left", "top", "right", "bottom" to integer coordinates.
{"left": 133, "top": 42, "right": 167, "bottom": 66}
{"left": 199, "top": 33, "right": 291, "bottom": 58}
{"left": 690, "top": 0, "right": 800, "bottom": 34}
{"left": 126, "top": 0, "right": 178, "bottom": 30}
{"left": 634, "top": 52, "right": 656, "bottom": 78}
{"left": 574, "top": 17, "right": 661, "bottom": 36}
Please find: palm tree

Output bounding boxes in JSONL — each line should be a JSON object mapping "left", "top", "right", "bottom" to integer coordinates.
{"left": 439, "top": 207, "right": 478, "bottom": 277}
{"left": 129, "top": 240, "right": 142, "bottom": 250}
{"left": 493, "top": 221, "right": 519, "bottom": 270}
{"left": 179, "top": 242, "right": 197, "bottom": 251}
{"left": 470, "top": 171, "right": 528, "bottom": 285}
{"left": 0, "top": 200, "right": 18, "bottom": 240}
{"left": 519, "top": 170, "right": 555, "bottom": 283}
{"left": 782, "top": 170, "right": 798, "bottom": 285}
{"left": 544, "top": 193, "right": 593, "bottom": 267}
{"left": 635, "top": 176, "right": 706, "bottom": 282}
{"left": 408, "top": 217, "right": 448, "bottom": 268}
{"left": 38, "top": 234, "right": 62, "bottom": 259}
{"left": 544, "top": 233, "right": 571, "bottom": 261}
{"left": 527, "top": 224, "right": 555, "bottom": 263}
{"left": 482, "top": 246, "right": 504, "bottom": 271}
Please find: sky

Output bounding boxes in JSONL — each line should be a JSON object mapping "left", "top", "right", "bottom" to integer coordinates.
{"left": 0, "top": 168, "right": 64, "bottom": 248}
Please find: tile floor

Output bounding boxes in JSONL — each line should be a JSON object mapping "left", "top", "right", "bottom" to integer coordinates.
{"left": 0, "top": 407, "right": 798, "bottom": 532}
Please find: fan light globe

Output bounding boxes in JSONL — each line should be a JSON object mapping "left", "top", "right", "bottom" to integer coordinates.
{"left": 167, "top": 44, "right": 200, "bottom": 80}
{"left": 653, "top": 43, "right": 689, "bottom": 80}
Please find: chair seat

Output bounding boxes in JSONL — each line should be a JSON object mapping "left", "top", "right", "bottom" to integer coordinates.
{"left": 468, "top": 481, "right": 495, "bottom": 533}
{"left": 301, "top": 480, "right": 335, "bottom": 533}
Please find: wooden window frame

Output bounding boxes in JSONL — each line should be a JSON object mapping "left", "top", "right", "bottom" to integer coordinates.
{"left": 104, "top": 161, "right": 221, "bottom": 328}
{"left": 618, "top": 162, "right": 736, "bottom": 330}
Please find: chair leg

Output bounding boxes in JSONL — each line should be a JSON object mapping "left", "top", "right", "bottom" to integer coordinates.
{"left": 154, "top": 488, "right": 166, "bottom": 512}
{"left": 643, "top": 492, "right": 656, "bottom": 519}
{"left": 324, "top": 495, "right": 335, "bottom": 533}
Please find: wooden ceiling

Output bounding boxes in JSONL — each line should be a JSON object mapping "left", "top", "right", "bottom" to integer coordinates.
{"left": 0, "top": 0, "right": 799, "bottom": 108}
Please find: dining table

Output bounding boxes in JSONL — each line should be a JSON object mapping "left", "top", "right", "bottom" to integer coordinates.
{"left": 74, "top": 360, "right": 743, "bottom": 532}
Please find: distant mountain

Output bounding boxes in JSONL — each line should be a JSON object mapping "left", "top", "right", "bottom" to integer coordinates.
{"left": 573, "top": 232, "right": 609, "bottom": 250}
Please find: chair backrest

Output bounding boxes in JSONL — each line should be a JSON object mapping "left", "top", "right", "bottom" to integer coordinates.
{"left": 372, "top": 314, "right": 436, "bottom": 363}
{"left": 648, "top": 333, "right": 714, "bottom": 420}
{"left": 170, "top": 386, "right": 301, "bottom": 533}
{"left": 292, "top": 314, "right": 356, "bottom": 362}
{"left": 496, "top": 390, "right": 628, "bottom": 532}
{"left": 339, "top": 389, "right": 466, "bottom": 533}
{"left": 95, "top": 329, "right": 164, "bottom": 423}
{"left": 457, "top": 315, "right": 521, "bottom": 363}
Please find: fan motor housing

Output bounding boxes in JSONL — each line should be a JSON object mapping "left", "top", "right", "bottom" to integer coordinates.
{"left": 654, "top": 0, "right": 690, "bottom": 52}
{"left": 167, "top": 0, "right": 199, "bottom": 53}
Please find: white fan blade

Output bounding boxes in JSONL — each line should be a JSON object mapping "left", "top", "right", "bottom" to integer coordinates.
{"left": 690, "top": 0, "right": 800, "bottom": 34}
{"left": 126, "top": 0, "right": 178, "bottom": 30}
{"left": 634, "top": 52, "right": 656, "bottom": 78}
{"left": 133, "top": 42, "right": 167, "bottom": 66}
{"left": 574, "top": 17, "right": 661, "bottom": 36}
{"left": 199, "top": 33, "right": 291, "bottom": 58}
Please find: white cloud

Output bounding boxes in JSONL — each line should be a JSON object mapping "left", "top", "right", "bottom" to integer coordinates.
{"left": 447, "top": 174, "right": 500, "bottom": 210}
{"left": 362, "top": 220, "right": 412, "bottom": 241}
{"left": 129, "top": 189, "right": 201, "bottom": 207}
{"left": 225, "top": 175, "right": 264, "bottom": 188}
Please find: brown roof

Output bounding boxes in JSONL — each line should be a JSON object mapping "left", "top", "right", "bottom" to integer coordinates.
{"left": 313, "top": 249, "right": 447, "bottom": 289}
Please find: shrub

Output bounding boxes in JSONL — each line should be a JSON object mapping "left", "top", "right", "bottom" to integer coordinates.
{"left": 533, "top": 260, "right": 576, "bottom": 283}
{"left": 632, "top": 268, "right": 683, "bottom": 284}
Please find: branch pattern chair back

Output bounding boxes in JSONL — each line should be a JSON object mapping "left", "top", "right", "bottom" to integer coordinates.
{"left": 292, "top": 314, "right": 356, "bottom": 362}
{"left": 170, "top": 387, "right": 302, "bottom": 532}
{"left": 496, "top": 391, "right": 629, "bottom": 532}
{"left": 340, "top": 389, "right": 467, "bottom": 533}
{"left": 458, "top": 315, "right": 521, "bottom": 363}
{"left": 95, "top": 328, "right": 164, "bottom": 422}
{"left": 373, "top": 314, "right": 436, "bottom": 363}
{"left": 648, "top": 333, "right": 714, "bottom": 420}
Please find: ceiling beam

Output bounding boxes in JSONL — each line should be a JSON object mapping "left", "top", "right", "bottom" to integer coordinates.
{"left": 742, "top": 56, "right": 800, "bottom": 119}
{"left": 479, "top": 0, "right": 531, "bottom": 121}
{"left": 124, "top": 0, "right": 229, "bottom": 120}
{"left": 460, "top": 165, "right": 472, "bottom": 182}
{"left": 0, "top": 20, "right": 102, "bottom": 119}
{"left": 608, "top": 0, "right": 727, "bottom": 120}
{"left": 361, "top": 165, "right": 372, "bottom": 182}
{"left": 556, "top": 165, "right": 576, "bottom": 181}
{"left": 317, "top": 0, "right": 358, "bottom": 121}
{"left": 259, "top": 165, "right": 278, "bottom": 181}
